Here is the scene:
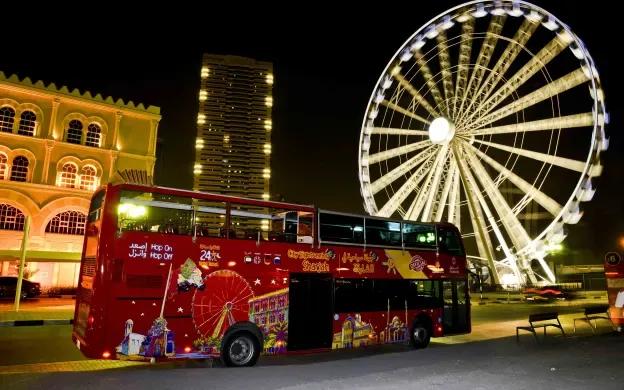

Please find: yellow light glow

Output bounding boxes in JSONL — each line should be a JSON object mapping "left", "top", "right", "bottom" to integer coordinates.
{"left": 118, "top": 203, "right": 147, "bottom": 219}
{"left": 264, "top": 120, "right": 272, "bottom": 130}
{"left": 223, "top": 135, "right": 230, "bottom": 143}
{"left": 116, "top": 143, "right": 122, "bottom": 151}
{"left": 199, "top": 90, "right": 208, "bottom": 101}
{"left": 200, "top": 66, "right": 210, "bottom": 78}
{"left": 391, "top": 65, "right": 401, "bottom": 76}
{"left": 195, "top": 138, "right": 204, "bottom": 149}
{"left": 262, "top": 193, "right": 270, "bottom": 200}
{"left": 197, "top": 114, "right": 206, "bottom": 125}
{"left": 266, "top": 73, "right": 274, "bottom": 85}
{"left": 265, "top": 96, "right": 273, "bottom": 107}
{"left": 263, "top": 144, "right": 272, "bottom": 155}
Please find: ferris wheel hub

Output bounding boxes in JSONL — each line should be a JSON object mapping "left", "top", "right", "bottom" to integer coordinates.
{"left": 428, "top": 117, "right": 455, "bottom": 145}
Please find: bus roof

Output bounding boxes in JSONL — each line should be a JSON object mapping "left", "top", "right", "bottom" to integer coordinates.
{"left": 107, "top": 183, "right": 317, "bottom": 213}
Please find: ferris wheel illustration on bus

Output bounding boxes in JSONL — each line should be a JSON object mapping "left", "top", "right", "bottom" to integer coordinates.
{"left": 358, "top": 0, "right": 608, "bottom": 286}
{"left": 192, "top": 270, "right": 255, "bottom": 338}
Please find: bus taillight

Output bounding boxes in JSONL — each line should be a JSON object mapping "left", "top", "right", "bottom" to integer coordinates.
{"left": 102, "top": 351, "right": 111, "bottom": 359}
{"left": 88, "top": 315, "right": 95, "bottom": 326}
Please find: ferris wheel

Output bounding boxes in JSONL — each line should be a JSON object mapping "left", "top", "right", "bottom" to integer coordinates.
{"left": 358, "top": 0, "right": 608, "bottom": 285}
{"left": 192, "top": 270, "right": 254, "bottom": 339}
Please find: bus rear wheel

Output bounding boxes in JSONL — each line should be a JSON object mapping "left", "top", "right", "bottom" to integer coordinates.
{"left": 222, "top": 331, "right": 260, "bottom": 367}
{"left": 410, "top": 322, "right": 430, "bottom": 349}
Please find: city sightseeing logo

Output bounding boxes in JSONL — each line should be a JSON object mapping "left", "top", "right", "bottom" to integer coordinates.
{"left": 408, "top": 255, "right": 426, "bottom": 272}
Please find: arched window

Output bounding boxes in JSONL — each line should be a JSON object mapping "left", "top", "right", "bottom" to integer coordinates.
{"left": 0, "top": 204, "right": 25, "bottom": 231}
{"left": 0, "top": 153, "right": 7, "bottom": 180}
{"left": 0, "top": 107, "right": 15, "bottom": 133}
{"left": 80, "top": 165, "right": 98, "bottom": 191}
{"left": 66, "top": 120, "right": 83, "bottom": 144}
{"left": 10, "top": 156, "right": 29, "bottom": 182}
{"left": 45, "top": 210, "right": 87, "bottom": 235}
{"left": 85, "top": 123, "right": 101, "bottom": 147}
{"left": 59, "top": 163, "right": 78, "bottom": 188}
{"left": 18, "top": 111, "right": 36, "bottom": 136}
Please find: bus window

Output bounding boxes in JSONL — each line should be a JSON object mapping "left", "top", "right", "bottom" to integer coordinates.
{"left": 334, "top": 279, "right": 385, "bottom": 312}
{"left": 118, "top": 190, "right": 193, "bottom": 235}
{"left": 406, "top": 280, "right": 442, "bottom": 308}
{"left": 402, "top": 222, "right": 436, "bottom": 249}
{"left": 229, "top": 206, "right": 271, "bottom": 240}
{"left": 319, "top": 212, "right": 364, "bottom": 244}
{"left": 365, "top": 218, "right": 401, "bottom": 247}
{"left": 87, "top": 189, "right": 106, "bottom": 222}
{"left": 194, "top": 200, "right": 227, "bottom": 238}
{"left": 297, "top": 212, "right": 314, "bottom": 244}
{"left": 437, "top": 226, "right": 464, "bottom": 256}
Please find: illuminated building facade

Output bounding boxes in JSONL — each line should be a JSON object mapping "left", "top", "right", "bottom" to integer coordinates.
{"left": 193, "top": 54, "right": 273, "bottom": 201}
{"left": 0, "top": 72, "right": 160, "bottom": 290}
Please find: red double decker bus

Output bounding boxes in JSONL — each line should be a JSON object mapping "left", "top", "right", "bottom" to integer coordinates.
{"left": 73, "top": 183, "right": 470, "bottom": 366}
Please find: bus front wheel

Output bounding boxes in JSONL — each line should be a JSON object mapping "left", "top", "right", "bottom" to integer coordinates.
{"left": 410, "top": 322, "right": 430, "bottom": 349}
{"left": 222, "top": 331, "right": 260, "bottom": 367}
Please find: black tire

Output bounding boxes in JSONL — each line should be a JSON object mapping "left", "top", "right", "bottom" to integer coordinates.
{"left": 410, "top": 322, "right": 431, "bottom": 349}
{"left": 222, "top": 331, "right": 260, "bottom": 367}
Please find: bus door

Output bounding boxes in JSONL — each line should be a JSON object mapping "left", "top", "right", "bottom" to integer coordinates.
{"left": 288, "top": 273, "right": 333, "bottom": 350}
{"left": 442, "top": 280, "right": 470, "bottom": 334}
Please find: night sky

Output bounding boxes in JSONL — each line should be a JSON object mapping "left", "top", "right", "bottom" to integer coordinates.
{"left": 1, "top": 0, "right": 621, "bottom": 263}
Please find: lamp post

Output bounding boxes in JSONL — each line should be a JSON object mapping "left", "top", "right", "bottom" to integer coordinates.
{"left": 13, "top": 216, "right": 31, "bottom": 312}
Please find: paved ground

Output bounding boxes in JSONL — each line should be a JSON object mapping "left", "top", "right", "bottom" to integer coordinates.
{"left": 0, "top": 298, "right": 74, "bottom": 322}
{"left": 0, "top": 294, "right": 618, "bottom": 389}
{"left": 2, "top": 330, "right": 621, "bottom": 389}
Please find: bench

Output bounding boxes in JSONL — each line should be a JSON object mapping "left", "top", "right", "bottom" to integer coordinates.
{"left": 573, "top": 305, "right": 613, "bottom": 334}
{"left": 516, "top": 312, "right": 565, "bottom": 342}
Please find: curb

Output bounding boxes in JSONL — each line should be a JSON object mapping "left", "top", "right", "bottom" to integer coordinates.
{"left": 0, "top": 319, "right": 73, "bottom": 327}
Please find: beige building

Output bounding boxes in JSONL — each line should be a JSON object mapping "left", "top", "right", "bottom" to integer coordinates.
{"left": 0, "top": 72, "right": 160, "bottom": 291}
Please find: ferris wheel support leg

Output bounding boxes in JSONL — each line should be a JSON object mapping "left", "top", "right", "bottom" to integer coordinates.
{"left": 534, "top": 255, "right": 557, "bottom": 284}
{"left": 453, "top": 145, "right": 500, "bottom": 285}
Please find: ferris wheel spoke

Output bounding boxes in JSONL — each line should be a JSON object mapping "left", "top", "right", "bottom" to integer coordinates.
{"left": 462, "top": 144, "right": 533, "bottom": 251}
{"left": 466, "top": 67, "right": 590, "bottom": 131}
{"left": 366, "top": 140, "right": 430, "bottom": 165}
{"left": 380, "top": 99, "right": 431, "bottom": 125}
{"left": 370, "top": 126, "right": 429, "bottom": 136}
{"left": 459, "top": 146, "right": 525, "bottom": 283}
{"left": 472, "top": 138, "right": 596, "bottom": 175}
{"left": 463, "top": 141, "right": 563, "bottom": 216}
{"left": 446, "top": 164, "right": 460, "bottom": 225}
{"left": 420, "top": 145, "right": 450, "bottom": 221}
{"left": 462, "top": 18, "right": 540, "bottom": 122}
{"left": 433, "top": 159, "right": 456, "bottom": 222}
{"left": 377, "top": 155, "right": 436, "bottom": 217}
{"left": 197, "top": 306, "right": 225, "bottom": 330}
{"left": 460, "top": 15, "right": 506, "bottom": 119}
{"left": 405, "top": 145, "right": 448, "bottom": 220}
{"left": 393, "top": 72, "right": 440, "bottom": 118}
{"left": 413, "top": 52, "right": 446, "bottom": 114}
{"left": 453, "top": 17, "right": 475, "bottom": 120}
{"left": 436, "top": 30, "right": 455, "bottom": 115}
{"left": 461, "top": 33, "right": 573, "bottom": 127}
{"left": 470, "top": 113, "right": 594, "bottom": 136}
{"left": 370, "top": 146, "right": 437, "bottom": 195}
